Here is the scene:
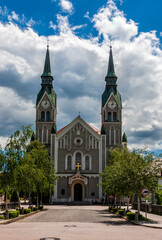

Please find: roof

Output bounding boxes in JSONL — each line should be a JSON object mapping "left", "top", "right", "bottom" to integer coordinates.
{"left": 36, "top": 86, "right": 56, "bottom": 106}
{"left": 122, "top": 132, "right": 127, "bottom": 142}
{"left": 106, "top": 46, "right": 117, "bottom": 78}
{"left": 102, "top": 87, "right": 122, "bottom": 107}
{"left": 56, "top": 117, "right": 100, "bottom": 135}
{"left": 41, "top": 45, "right": 53, "bottom": 78}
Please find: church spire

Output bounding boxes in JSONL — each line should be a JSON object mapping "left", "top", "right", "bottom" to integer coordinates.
{"left": 41, "top": 44, "right": 53, "bottom": 88}
{"left": 106, "top": 46, "right": 116, "bottom": 78}
{"left": 41, "top": 45, "right": 53, "bottom": 78}
{"left": 105, "top": 46, "right": 117, "bottom": 91}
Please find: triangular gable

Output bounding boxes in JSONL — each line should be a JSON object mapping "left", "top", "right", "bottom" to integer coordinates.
{"left": 57, "top": 115, "right": 100, "bottom": 140}
{"left": 103, "top": 91, "right": 122, "bottom": 110}
{"left": 36, "top": 91, "right": 54, "bottom": 109}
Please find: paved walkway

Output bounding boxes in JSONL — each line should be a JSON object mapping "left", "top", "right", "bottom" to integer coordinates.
{"left": 128, "top": 207, "right": 162, "bottom": 228}
{"left": 0, "top": 205, "right": 162, "bottom": 240}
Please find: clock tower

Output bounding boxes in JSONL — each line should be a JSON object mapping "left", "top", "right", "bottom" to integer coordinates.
{"left": 101, "top": 46, "right": 122, "bottom": 153}
{"left": 35, "top": 45, "right": 57, "bottom": 149}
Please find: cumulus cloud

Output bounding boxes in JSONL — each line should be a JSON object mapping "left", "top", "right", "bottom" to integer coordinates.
{"left": 0, "top": 0, "right": 162, "bottom": 153}
{"left": 59, "top": 0, "right": 73, "bottom": 13}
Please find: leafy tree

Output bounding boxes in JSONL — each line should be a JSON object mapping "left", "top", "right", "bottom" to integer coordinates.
{"left": 101, "top": 147, "right": 160, "bottom": 214}
{"left": 0, "top": 125, "right": 33, "bottom": 209}
{"left": 17, "top": 140, "right": 57, "bottom": 205}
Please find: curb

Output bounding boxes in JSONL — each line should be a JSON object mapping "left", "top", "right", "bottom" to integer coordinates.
{"left": 0, "top": 209, "right": 47, "bottom": 225}
{"left": 109, "top": 211, "right": 162, "bottom": 230}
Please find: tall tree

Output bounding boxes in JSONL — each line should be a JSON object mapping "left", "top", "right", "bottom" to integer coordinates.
{"left": 0, "top": 125, "right": 33, "bottom": 209}
{"left": 101, "top": 147, "right": 160, "bottom": 214}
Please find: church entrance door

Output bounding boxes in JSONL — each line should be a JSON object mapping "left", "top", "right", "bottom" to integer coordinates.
{"left": 74, "top": 183, "right": 82, "bottom": 201}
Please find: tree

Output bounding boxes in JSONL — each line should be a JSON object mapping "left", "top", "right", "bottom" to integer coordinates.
{"left": 25, "top": 140, "right": 57, "bottom": 205}
{"left": 101, "top": 147, "right": 160, "bottom": 214}
{"left": 0, "top": 125, "right": 33, "bottom": 209}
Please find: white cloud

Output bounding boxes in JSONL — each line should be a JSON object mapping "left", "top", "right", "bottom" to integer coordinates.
{"left": 92, "top": 0, "right": 138, "bottom": 42}
{"left": 26, "top": 18, "right": 36, "bottom": 27}
{"left": 49, "top": 21, "right": 57, "bottom": 30}
{"left": 0, "top": 1, "right": 162, "bottom": 153}
{"left": 59, "top": 0, "right": 73, "bottom": 13}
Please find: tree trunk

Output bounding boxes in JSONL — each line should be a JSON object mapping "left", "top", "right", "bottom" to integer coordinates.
{"left": 114, "top": 195, "right": 117, "bottom": 207}
{"left": 40, "top": 192, "right": 43, "bottom": 205}
{"left": 17, "top": 191, "right": 21, "bottom": 209}
{"left": 5, "top": 191, "right": 7, "bottom": 211}
{"left": 36, "top": 194, "right": 39, "bottom": 207}
{"left": 127, "top": 196, "right": 130, "bottom": 211}
{"left": 120, "top": 196, "right": 122, "bottom": 208}
{"left": 137, "top": 193, "right": 140, "bottom": 215}
{"left": 29, "top": 193, "right": 31, "bottom": 208}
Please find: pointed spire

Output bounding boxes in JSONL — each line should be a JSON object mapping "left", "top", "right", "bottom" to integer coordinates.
{"left": 106, "top": 46, "right": 116, "bottom": 78}
{"left": 41, "top": 44, "right": 53, "bottom": 78}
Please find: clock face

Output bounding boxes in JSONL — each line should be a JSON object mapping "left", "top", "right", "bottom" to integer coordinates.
{"left": 108, "top": 101, "right": 117, "bottom": 109}
{"left": 41, "top": 100, "right": 50, "bottom": 109}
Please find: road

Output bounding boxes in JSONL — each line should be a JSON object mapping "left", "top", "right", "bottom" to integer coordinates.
{"left": 0, "top": 205, "right": 161, "bottom": 240}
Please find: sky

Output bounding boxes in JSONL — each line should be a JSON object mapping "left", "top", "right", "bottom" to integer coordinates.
{"left": 0, "top": 0, "right": 162, "bottom": 154}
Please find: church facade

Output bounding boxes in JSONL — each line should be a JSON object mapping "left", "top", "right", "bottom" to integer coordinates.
{"left": 35, "top": 45, "right": 127, "bottom": 203}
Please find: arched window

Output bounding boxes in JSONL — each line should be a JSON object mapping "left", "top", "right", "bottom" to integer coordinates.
{"left": 67, "top": 155, "right": 72, "bottom": 170}
{"left": 76, "top": 152, "right": 81, "bottom": 168}
{"left": 85, "top": 156, "right": 90, "bottom": 170}
{"left": 46, "top": 111, "right": 50, "bottom": 121}
{"left": 108, "top": 112, "right": 111, "bottom": 122}
{"left": 104, "top": 111, "right": 106, "bottom": 121}
{"left": 41, "top": 111, "right": 45, "bottom": 121}
{"left": 113, "top": 112, "right": 117, "bottom": 122}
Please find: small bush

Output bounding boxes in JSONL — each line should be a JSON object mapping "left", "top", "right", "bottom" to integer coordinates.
{"left": 117, "top": 209, "right": 124, "bottom": 216}
{"left": 39, "top": 205, "right": 43, "bottom": 210}
{"left": 126, "top": 212, "right": 135, "bottom": 220}
{"left": 112, "top": 208, "right": 118, "bottom": 213}
{"left": 5, "top": 211, "right": 20, "bottom": 219}
{"left": 33, "top": 207, "right": 38, "bottom": 211}
{"left": 0, "top": 215, "right": 5, "bottom": 220}
{"left": 24, "top": 208, "right": 31, "bottom": 214}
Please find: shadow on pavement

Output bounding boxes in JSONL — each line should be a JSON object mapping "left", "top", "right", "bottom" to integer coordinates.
{"left": 40, "top": 238, "right": 60, "bottom": 240}
{"left": 96, "top": 209, "right": 134, "bottom": 226}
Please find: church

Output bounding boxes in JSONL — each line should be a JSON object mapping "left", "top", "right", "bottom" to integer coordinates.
{"left": 35, "top": 45, "right": 127, "bottom": 203}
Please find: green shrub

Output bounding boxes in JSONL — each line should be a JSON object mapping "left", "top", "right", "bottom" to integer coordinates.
{"left": 33, "top": 206, "right": 38, "bottom": 211}
{"left": 4, "top": 211, "right": 20, "bottom": 219}
{"left": 126, "top": 212, "right": 135, "bottom": 220}
{"left": 112, "top": 208, "right": 118, "bottom": 213}
{"left": 0, "top": 215, "right": 5, "bottom": 220}
{"left": 39, "top": 205, "right": 43, "bottom": 210}
{"left": 117, "top": 209, "right": 124, "bottom": 216}
{"left": 24, "top": 208, "right": 31, "bottom": 214}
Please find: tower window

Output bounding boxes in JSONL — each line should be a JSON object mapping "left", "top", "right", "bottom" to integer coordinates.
{"left": 46, "top": 111, "right": 50, "bottom": 121}
{"left": 108, "top": 112, "right": 111, "bottom": 122}
{"left": 113, "top": 112, "right": 117, "bottom": 122}
{"left": 85, "top": 156, "right": 90, "bottom": 170}
{"left": 67, "top": 155, "right": 72, "bottom": 170}
{"left": 41, "top": 111, "right": 45, "bottom": 121}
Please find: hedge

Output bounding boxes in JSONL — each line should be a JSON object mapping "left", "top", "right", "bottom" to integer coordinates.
{"left": 24, "top": 208, "right": 31, "bottom": 214}
{"left": 117, "top": 209, "right": 124, "bottom": 216}
{"left": 33, "top": 206, "right": 38, "bottom": 211}
{"left": 4, "top": 211, "right": 20, "bottom": 219}
{"left": 39, "top": 205, "right": 43, "bottom": 210}
{"left": 112, "top": 208, "right": 118, "bottom": 213}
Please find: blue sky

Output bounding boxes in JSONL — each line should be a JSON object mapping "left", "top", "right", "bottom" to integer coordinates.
{"left": 1, "top": 0, "right": 162, "bottom": 38}
{"left": 0, "top": 0, "right": 162, "bottom": 154}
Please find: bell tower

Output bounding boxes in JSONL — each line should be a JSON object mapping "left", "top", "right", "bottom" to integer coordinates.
{"left": 36, "top": 45, "right": 57, "bottom": 149}
{"left": 101, "top": 46, "right": 122, "bottom": 149}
